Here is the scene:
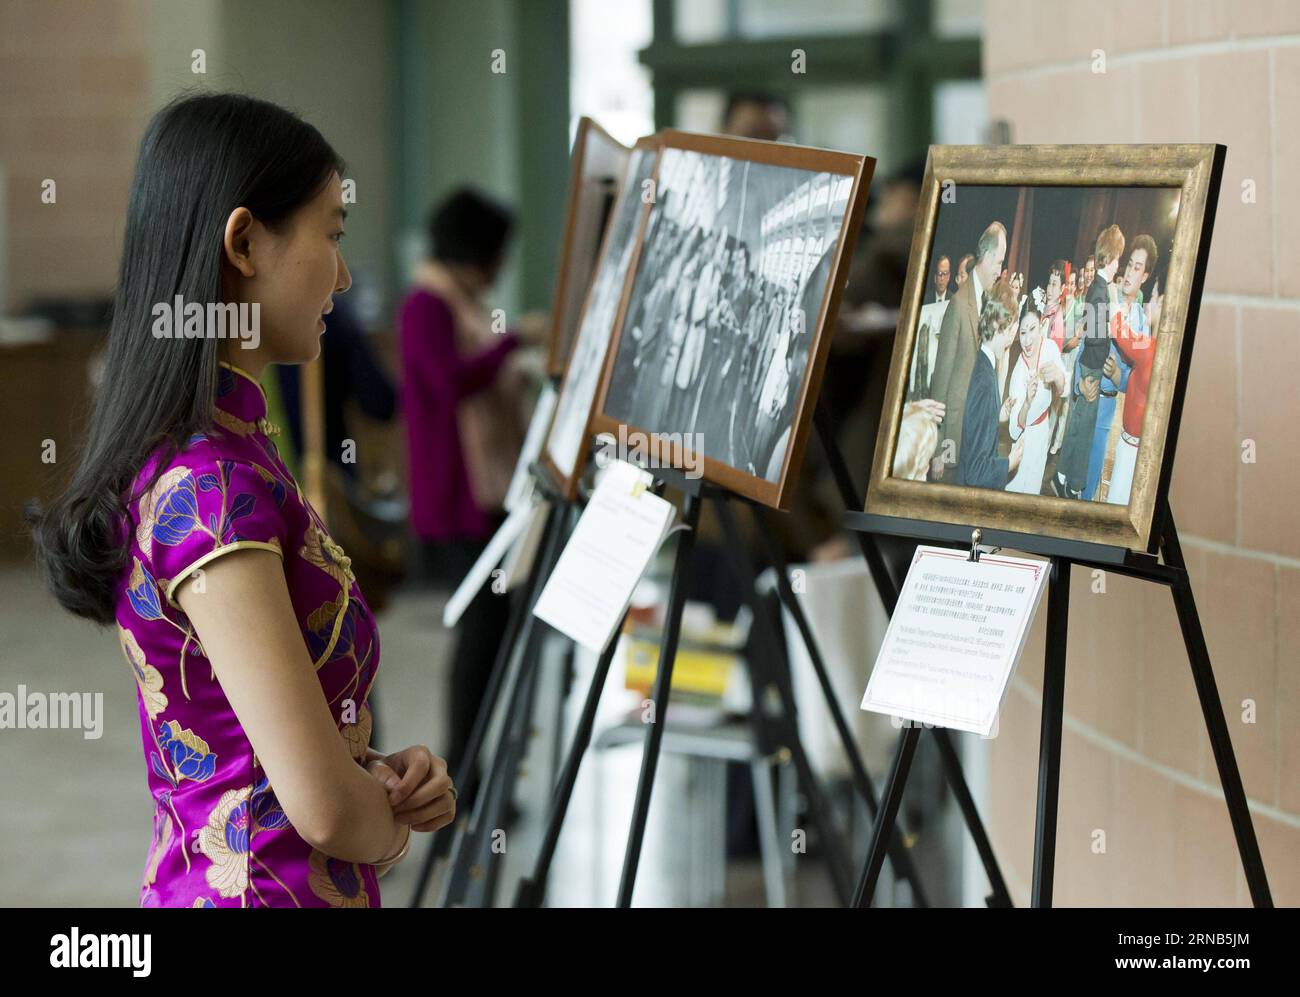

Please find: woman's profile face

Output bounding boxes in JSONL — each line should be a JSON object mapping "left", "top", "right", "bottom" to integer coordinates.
{"left": 226, "top": 171, "right": 351, "bottom": 364}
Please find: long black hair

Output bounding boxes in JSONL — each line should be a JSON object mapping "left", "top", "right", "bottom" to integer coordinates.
{"left": 31, "top": 92, "right": 344, "bottom": 624}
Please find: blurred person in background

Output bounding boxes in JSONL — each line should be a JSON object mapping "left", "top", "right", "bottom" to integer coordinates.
{"left": 276, "top": 294, "right": 396, "bottom": 483}
{"left": 808, "top": 161, "right": 926, "bottom": 571}
{"left": 722, "top": 92, "right": 791, "bottom": 142}
{"left": 398, "top": 187, "right": 539, "bottom": 816}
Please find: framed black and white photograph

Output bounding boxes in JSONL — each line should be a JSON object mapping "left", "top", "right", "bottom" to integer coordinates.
{"left": 592, "top": 130, "right": 873, "bottom": 509}
{"left": 540, "top": 136, "right": 659, "bottom": 499}
{"left": 544, "top": 117, "right": 630, "bottom": 377}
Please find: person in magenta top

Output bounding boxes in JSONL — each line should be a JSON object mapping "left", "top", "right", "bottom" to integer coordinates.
{"left": 397, "top": 188, "right": 531, "bottom": 814}
{"left": 398, "top": 263, "right": 520, "bottom": 542}
{"left": 32, "top": 93, "right": 456, "bottom": 907}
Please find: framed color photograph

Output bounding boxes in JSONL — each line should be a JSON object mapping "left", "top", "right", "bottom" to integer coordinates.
{"left": 591, "top": 130, "right": 874, "bottom": 509}
{"left": 544, "top": 117, "right": 631, "bottom": 377}
{"left": 865, "top": 144, "right": 1226, "bottom": 553}
{"left": 540, "top": 135, "right": 659, "bottom": 499}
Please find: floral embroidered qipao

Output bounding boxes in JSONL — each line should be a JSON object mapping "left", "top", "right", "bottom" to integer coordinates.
{"left": 114, "top": 362, "right": 382, "bottom": 907}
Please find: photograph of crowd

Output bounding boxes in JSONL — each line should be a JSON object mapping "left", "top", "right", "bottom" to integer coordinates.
{"left": 544, "top": 142, "right": 657, "bottom": 493}
{"left": 601, "top": 144, "right": 855, "bottom": 484}
{"left": 894, "top": 184, "right": 1180, "bottom": 506}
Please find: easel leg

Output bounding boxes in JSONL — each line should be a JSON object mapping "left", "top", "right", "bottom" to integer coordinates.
{"left": 1031, "top": 557, "right": 1070, "bottom": 908}
{"left": 813, "top": 403, "right": 901, "bottom": 618}
{"left": 1161, "top": 517, "right": 1273, "bottom": 907}
{"left": 723, "top": 519, "right": 856, "bottom": 904}
{"left": 439, "top": 586, "right": 549, "bottom": 906}
{"left": 469, "top": 641, "right": 548, "bottom": 908}
{"left": 514, "top": 607, "right": 629, "bottom": 908}
{"left": 436, "top": 502, "right": 572, "bottom": 907}
{"left": 852, "top": 724, "right": 921, "bottom": 907}
{"left": 748, "top": 506, "right": 930, "bottom": 906}
{"left": 814, "top": 400, "right": 1014, "bottom": 905}
{"left": 615, "top": 490, "right": 703, "bottom": 907}
{"left": 930, "top": 728, "right": 1012, "bottom": 907}
{"left": 750, "top": 757, "right": 788, "bottom": 907}
{"left": 407, "top": 499, "right": 568, "bottom": 907}
{"left": 550, "top": 640, "right": 576, "bottom": 789}
{"left": 849, "top": 529, "right": 1014, "bottom": 902}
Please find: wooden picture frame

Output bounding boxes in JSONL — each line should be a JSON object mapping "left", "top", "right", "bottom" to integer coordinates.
{"left": 544, "top": 117, "right": 631, "bottom": 377}
{"left": 864, "top": 144, "right": 1226, "bottom": 553}
{"left": 539, "top": 135, "right": 660, "bottom": 499}
{"left": 589, "top": 129, "right": 874, "bottom": 509}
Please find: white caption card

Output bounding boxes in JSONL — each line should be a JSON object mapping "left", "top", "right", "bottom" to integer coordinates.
{"left": 443, "top": 384, "right": 559, "bottom": 628}
{"left": 532, "top": 459, "right": 675, "bottom": 654}
{"left": 499, "top": 498, "right": 550, "bottom": 591}
{"left": 504, "top": 383, "right": 557, "bottom": 513}
{"left": 442, "top": 500, "right": 544, "bottom": 628}
{"left": 860, "top": 545, "right": 1049, "bottom": 736}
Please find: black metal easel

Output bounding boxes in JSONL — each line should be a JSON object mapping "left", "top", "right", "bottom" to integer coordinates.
{"left": 811, "top": 403, "right": 1015, "bottom": 906}
{"left": 512, "top": 463, "right": 924, "bottom": 908}
{"left": 428, "top": 461, "right": 899, "bottom": 906}
{"left": 842, "top": 507, "right": 1275, "bottom": 908}
{"left": 416, "top": 420, "right": 938, "bottom": 906}
{"left": 496, "top": 408, "right": 1011, "bottom": 907}
{"left": 405, "top": 474, "right": 573, "bottom": 908}
{"left": 414, "top": 406, "right": 1016, "bottom": 908}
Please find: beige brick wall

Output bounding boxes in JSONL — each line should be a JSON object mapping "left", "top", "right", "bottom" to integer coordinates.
{"left": 0, "top": 0, "right": 394, "bottom": 318}
{"left": 0, "top": 0, "right": 153, "bottom": 309}
{"left": 983, "top": 0, "right": 1299, "bottom": 906}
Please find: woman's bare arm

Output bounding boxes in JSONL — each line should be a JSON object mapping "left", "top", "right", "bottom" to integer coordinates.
{"left": 176, "top": 548, "right": 404, "bottom": 864}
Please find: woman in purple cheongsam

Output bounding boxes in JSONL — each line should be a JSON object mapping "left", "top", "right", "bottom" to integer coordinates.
{"left": 32, "top": 93, "right": 456, "bottom": 907}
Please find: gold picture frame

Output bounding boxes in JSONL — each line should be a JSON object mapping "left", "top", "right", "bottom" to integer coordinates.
{"left": 864, "top": 144, "right": 1225, "bottom": 553}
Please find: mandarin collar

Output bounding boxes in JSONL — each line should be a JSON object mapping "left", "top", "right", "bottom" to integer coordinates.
{"left": 215, "top": 361, "right": 280, "bottom": 437}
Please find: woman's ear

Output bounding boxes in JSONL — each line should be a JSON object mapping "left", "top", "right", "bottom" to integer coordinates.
{"left": 222, "top": 207, "right": 257, "bottom": 278}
